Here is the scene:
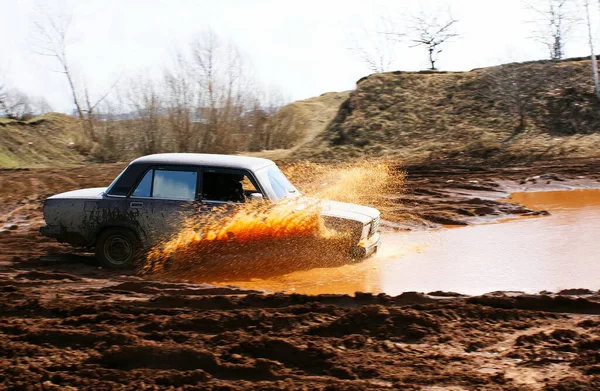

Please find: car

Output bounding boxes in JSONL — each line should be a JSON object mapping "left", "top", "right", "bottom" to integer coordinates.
{"left": 40, "top": 153, "right": 381, "bottom": 269}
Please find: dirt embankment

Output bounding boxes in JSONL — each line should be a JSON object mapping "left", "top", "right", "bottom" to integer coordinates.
{"left": 1, "top": 161, "right": 600, "bottom": 389}
{"left": 0, "top": 113, "right": 85, "bottom": 168}
{"left": 294, "top": 57, "right": 600, "bottom": 165}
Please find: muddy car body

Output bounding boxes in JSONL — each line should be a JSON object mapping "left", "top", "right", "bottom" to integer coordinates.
{"left": 41, "top": 153, "right": 381, "bottom": 268}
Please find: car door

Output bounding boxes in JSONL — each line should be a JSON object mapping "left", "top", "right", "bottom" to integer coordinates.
{"left": 127, "top": 165, "right": 200, "bottom": 247}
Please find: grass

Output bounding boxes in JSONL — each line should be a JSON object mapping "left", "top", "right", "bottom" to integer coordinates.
{"left": 0, "top": 117, "right": 17, "bottom": 125}
{"left": 292, "top": 57, "right": 600, "bottom": 165}
{"left": 0, "top": 113, "right": 85, "bottom": 168}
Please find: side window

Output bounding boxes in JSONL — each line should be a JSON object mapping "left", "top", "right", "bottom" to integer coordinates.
{"left": 153, "top": 170, "right": 197, "bottom": 200}
{"left": 131, "top": 169, "right": 197, "bottom": 200}
{"left": 202, "top": 172, "right": 259, "bottom": 203}
{"left": 132, "top": 170, "right": 153, "bottom": 197}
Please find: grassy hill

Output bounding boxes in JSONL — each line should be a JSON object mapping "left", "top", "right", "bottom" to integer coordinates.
{"left": 293, "top": 57, "right": 600, "bottom": 165}
{"left": 4, "top": 57, "right": 600, "bottom": 168}
{"left": 246, "top": 91, "right": 351, "bottom": 161}
{"left": 0, "top": 113, "right": 85, "bottom": 168}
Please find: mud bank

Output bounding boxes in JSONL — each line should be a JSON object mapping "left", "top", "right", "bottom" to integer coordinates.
{"left": 385, "top": 159, "right": 600, "bottom": 229}
{"left": 2, "top": 262, "right": 600, "bottom": 390}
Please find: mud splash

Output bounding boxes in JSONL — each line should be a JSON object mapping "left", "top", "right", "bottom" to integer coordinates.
{"left": 284, "top": 161, "right": 402, "bottom": 205}
{"left": 142, "top": 162, "right": 402, "bottom": 280}
{"left": 142, "top": 199, "right": 354, "bottom": 279}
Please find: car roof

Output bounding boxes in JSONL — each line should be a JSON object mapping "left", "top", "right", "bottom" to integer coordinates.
{"left": 131, "top": 153, "right": 275, "bottom": 172}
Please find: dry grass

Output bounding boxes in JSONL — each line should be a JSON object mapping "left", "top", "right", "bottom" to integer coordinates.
{"left": 0, "top": 113, "right": 85, "bottom": 168}
{"left": 246, "top": 91, "right": 351, "bottom": 160}
{"left": 5, "top": 58, "right": 600, "bottom": 168}
{"left": 293, "top": 57, "right": 600, "bottom": 165}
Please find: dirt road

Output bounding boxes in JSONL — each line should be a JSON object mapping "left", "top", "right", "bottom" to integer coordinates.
{"left": 1, "top": 161, "right": 600, "bottom": 390}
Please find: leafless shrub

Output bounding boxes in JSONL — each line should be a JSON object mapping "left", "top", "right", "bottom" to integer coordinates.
{"left": 0, "top": 88, "right": 32, "bottom": 120}
{"left": 0, "top": 88, "right": 52, "bottom": 120}
{"left": 91, "top": 102, "right": 124, "bottom": 162}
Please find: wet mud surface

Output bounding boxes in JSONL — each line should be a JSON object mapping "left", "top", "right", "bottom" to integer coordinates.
{"left": 2, "top": 270, "right": 600, "bottom": 390}
{"left": 1, "top": 160, "right": 600, "bottom": 389}
{"left": 385, "top": 159, "right": 600, "bottom": 229}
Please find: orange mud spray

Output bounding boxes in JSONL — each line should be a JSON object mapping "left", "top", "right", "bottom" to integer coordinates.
{"left": 142, "top": 162, "right": 403, "bottom": 282}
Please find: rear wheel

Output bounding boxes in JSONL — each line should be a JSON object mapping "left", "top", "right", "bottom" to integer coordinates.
{"left": 95, "top": 228, "right": 141, "bottom": 269}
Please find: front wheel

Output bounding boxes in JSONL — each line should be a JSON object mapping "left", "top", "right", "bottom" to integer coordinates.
{"left": 95, "top": 228, "right": 141, "bottom": 269}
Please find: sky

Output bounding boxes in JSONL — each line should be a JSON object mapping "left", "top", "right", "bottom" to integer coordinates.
{"left": 1, "top": 0, "right": 599, "bottom": 113}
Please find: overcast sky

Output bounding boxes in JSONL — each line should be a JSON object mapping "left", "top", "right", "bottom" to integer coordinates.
{"left": 2, "top": 0, "right": 599, "bottom": 113}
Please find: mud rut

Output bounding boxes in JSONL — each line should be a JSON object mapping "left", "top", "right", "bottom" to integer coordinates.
{"left": 1, "top": 162, "right": 600, "bottom": 390}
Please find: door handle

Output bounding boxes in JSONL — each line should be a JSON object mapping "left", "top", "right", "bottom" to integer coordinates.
{"left": 130, "top": 201, "right": 143, "bottom": 209}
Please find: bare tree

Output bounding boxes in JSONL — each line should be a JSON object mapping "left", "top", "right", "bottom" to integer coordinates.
{"left": 192, "top": 30, "right": 225, "bottom": 151}
{"left": 584, "top": 0, "right": 600, "bottom": 99}
{"left": 407, "top": 9, "right": 459, "bottom": 71}
{"left": 125, "top": 77, "right": 163, "bottom": 155}
{"left": 163, "top": 51, "right": 202, "bottom": 152}
{"left": 91, "top": 101, "right": 124, "bottom": 162}
{"left": 190, "top": 30, "right": 256, "bottom": 153}
{"left": 524, "top": 0, "right": 578, "bottom": 60}
{"left": 0, "top": 82, "right": 5, "bottom": 110}
{"left": 30, "top": 4, "right": 117, "bottom": 140}
{"left": 247, "top": 87, "right": 290, "bottom": 151}
{"left": 349, "top": 17, "right": 403, "bottom": 73}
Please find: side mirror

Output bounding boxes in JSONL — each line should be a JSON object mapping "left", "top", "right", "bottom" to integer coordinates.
{"left": 249, "top": 193, "right": 264, "bottom": 201}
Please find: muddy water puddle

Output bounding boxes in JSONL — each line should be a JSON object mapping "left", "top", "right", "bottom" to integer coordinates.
{"left": 210, "top": 189, "right": 600, "bottom": 296}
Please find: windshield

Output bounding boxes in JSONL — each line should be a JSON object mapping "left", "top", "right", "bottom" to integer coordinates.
{"left": 256, "top": 165, "right": 300, "bottom": 201}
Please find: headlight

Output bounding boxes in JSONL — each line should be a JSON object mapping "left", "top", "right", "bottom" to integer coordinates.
{"left": 361, "top": 224, "right": 371, "bottom": 239}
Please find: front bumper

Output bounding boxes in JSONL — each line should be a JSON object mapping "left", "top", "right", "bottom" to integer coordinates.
{"left": 40, "top": 225, "right": 63, "bottom": 238}
{"left": 352, "top": 232, "right": 381, "bottom": 258}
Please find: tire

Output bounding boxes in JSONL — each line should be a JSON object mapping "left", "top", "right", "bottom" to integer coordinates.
{"left": 95, "top": 228, "right": 141, "bottom": 269}
{"left": 348, "top": 246, "right": 366, "bottom": 264}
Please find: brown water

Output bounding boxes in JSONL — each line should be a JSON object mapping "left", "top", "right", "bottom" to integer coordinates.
{"left": 216, "top": 189, "right": 600, "bottom": 295}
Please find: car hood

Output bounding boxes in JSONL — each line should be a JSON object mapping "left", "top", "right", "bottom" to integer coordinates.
{"left": 47, "top": 187, "right": 107, "bottom": 200}
{"left": 320, "top": 200, "right": 380, "bottom": 225}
